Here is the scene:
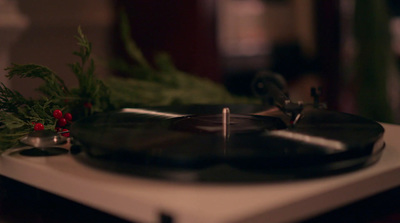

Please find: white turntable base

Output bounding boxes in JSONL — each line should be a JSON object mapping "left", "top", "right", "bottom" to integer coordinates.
{"left": 1, "top": 123, "right": 400, "bottom": 223}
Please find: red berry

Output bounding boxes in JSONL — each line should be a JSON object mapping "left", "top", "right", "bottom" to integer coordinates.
{"left": 53, "top": 109, "right": 63, "bottom": 119}
{"left": 61, "top": 129, "right": 70, "bottom": 137}
{"left": 34, "top": 123, "right": 44, "bottom": 131}
{"left": 57, "top": 118, "right": 67, "bottom": 127}
{"left": 55, "top": 127, "right": 62, "bottom": 132}
{"left": 84, "top": 102, "right": 92, "bottom": 109}
{"left": 64, "top": 113, "right": 73, "bottom": 122}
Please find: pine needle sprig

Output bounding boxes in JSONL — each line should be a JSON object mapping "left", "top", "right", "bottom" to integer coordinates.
{"left": 0, "top": 98, "right": 61, "bottom": 150}
{"left": 116, "top": 12, "right": 179, "bottom": 86}
{"left": 5, "top": 64, "right": 69, "bottom": 99}
{"left": 67, "top": 26, "right": 112, "bottom": 116}
{"left": 105, "top": 10, "right": 256, "bottom": 107}
{"left": 0, "top": 99, "right": 60, "bottom": 131}
{"left": 119, "top": 12, "right": 152, "bottom": 70}
{"left": 0, "top": 112, "right": 27, "bottom": 130}
{"left": 0, "top": 83, "right": 31, "bottom": 113}
{"left": 74, "top": 26, "right": 92, "bottom": 66}
{"left": 69, "top": 27, "right": 94, "bottom": 89}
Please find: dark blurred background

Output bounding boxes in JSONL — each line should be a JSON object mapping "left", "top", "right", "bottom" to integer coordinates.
{"left": 5, "top": 0, "right": 400, "bottom": 123}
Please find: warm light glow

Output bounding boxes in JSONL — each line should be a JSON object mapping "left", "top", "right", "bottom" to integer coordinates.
{"left": 120, "top": 108, "right": 184, "bottom": 119}
{"left": 268, "top": 130, "right": 346, "bottom": 151}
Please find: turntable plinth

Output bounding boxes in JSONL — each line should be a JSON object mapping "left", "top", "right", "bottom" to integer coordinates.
{"left": 0, "top": 123, "right": 400, "bottom": 223}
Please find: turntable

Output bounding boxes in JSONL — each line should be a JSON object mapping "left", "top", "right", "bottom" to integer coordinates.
{"left": 69, "top": 104, "right": 384, "bottom": 182}
{"left": 1, "top": 75, "right": 400, "bottom": 223}
{"left": 68, "top": 73, "right": 385, "bottom": 181}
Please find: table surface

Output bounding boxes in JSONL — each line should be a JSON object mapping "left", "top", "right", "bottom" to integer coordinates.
{"left": 1, "top": 123, "right": 400, "bottom": 223}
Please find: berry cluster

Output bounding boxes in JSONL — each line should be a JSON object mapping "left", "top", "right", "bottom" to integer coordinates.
{"left": 32, "top": 109, "right": 73, "bottom": 136}
{"left": 53, "top": 109, "right": 72, "bottom": 137}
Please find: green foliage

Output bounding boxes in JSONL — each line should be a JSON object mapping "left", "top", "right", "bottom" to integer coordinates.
{"left": 0, "top": 17, "right": 254, "bottom": 151}
{"left": 0, "top": 96, "right": 61, "bottom": 150}
{"left": 67, "top": 26, "right": 112, "bottom": 116}
{"left": 0, "top": 83, "right": 30, "bottom": 113}
{"left": 106, "top": 12, "right": 255, "bottom": 107}
{"left": 0, "top": 27, "right": 111, "bottom": 150}
{"left": 119, "top": 12, "right": 152, "bottom": 70}
{"left": 5, "top": 64, "right": 68, "bottom": 101}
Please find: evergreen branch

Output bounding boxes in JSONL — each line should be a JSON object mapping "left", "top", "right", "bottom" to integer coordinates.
{"left": 67, "top": 26, "right": 111, "bottom": 116}
{"left": 114, "top": 13, "right": 179, "bottom": 85}
{"left": 0, "top": 130, "right": 29, "bottom": 151}
{"left": 0, "top": 111, "right": 27, "bottom": 130}
{"left": 74, "top": 26, "right": 92, "bottom": 66}
{"left": 0, "top": 83, "right": 30, "bottom": 113}
{"left": 5, "top": 64, "right": 67, "bottom": 89}
{"left": 71, "top": 26, "right": 95, "bottom": 96}
{"left": 5, "top": 64, "right": 69, "bottom": 98}
{"left": 6, "top": 63, "right": 54, "bottom": 79}
{"left": 120, "top": 12, "right": 152, "bottom": 70}
{"left": 105, "top": 10, "right": 255, "bottom": 107}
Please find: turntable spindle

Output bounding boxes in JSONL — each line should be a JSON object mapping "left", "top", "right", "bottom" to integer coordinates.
{"left": 222, "top": 107, "right": 230, "bottom": 140}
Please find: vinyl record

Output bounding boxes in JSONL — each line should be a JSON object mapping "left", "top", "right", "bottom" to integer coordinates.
{"left": 70, "top": 104, "right": 385, "bottom": 181}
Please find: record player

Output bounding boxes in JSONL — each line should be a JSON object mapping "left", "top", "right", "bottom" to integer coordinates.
{"left": 1, "top": 73, "right": 400, "bottom": 223}
{"left": 68, "top": 73, "right": 385, "bottom": 181}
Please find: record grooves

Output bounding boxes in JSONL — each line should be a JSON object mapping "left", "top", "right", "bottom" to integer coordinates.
{"left": 70, "top": 104, "right": 385, "bottom": 182}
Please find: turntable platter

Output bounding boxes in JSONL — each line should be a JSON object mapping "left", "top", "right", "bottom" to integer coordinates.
{"left": 70, "top": 104, "right": 385, "bottom": 181}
